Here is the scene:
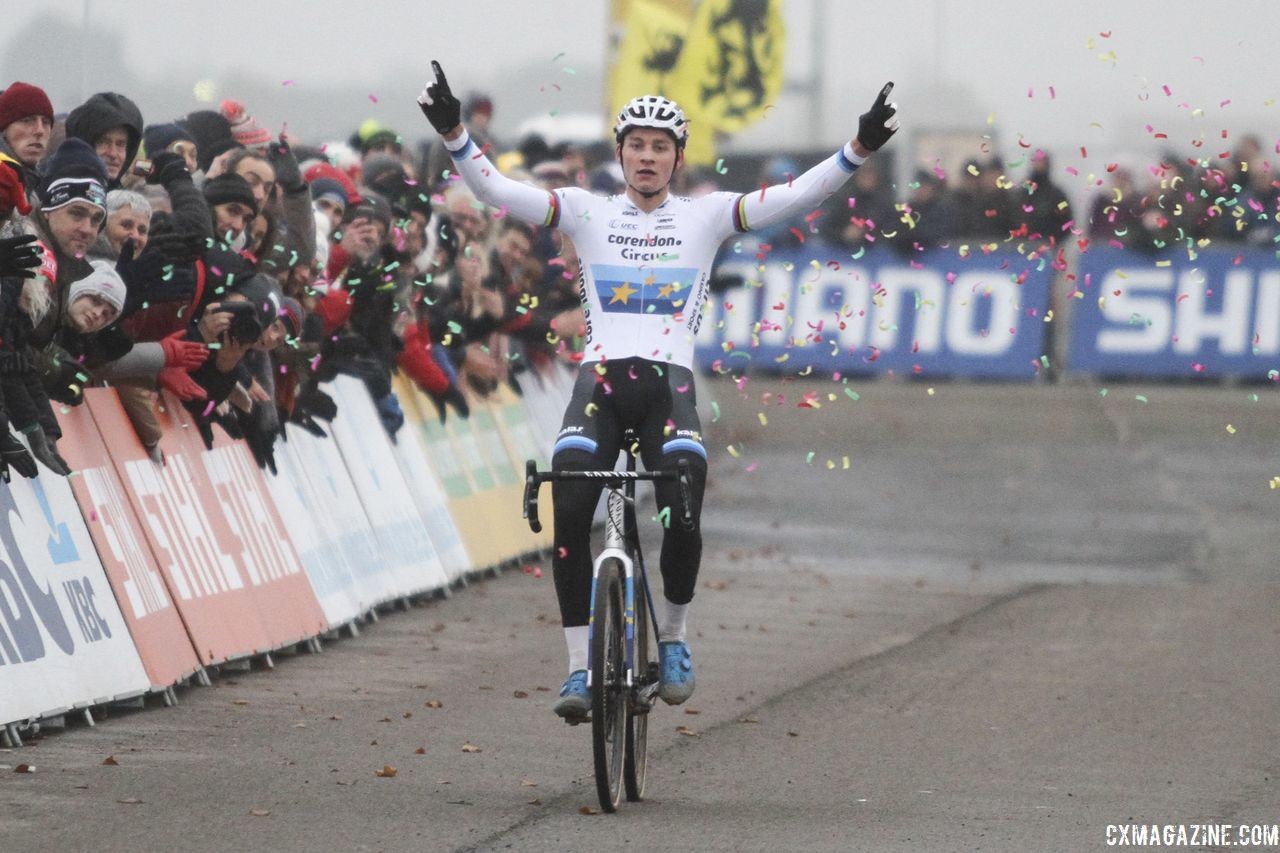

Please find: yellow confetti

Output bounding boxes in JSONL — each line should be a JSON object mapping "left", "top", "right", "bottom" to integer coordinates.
{"left": 758, "top": 412, "right": 768, "bottom": 426}
{"left": 927, "top": 388, "right": 935, "bottom": 396}
{"left": 584, "top": 402, "right": 598, "bottom": 416}
{"left": 842, "top": 456, "right": 850, "bottom": 470}
{"left": 727, "top": 444, "right": 741, "bottom": 458}
{"left": 1225, "top": 424, "right": 1236, "bottom": 434}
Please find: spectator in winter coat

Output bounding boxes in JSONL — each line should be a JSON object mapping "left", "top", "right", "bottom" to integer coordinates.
{"left": 65, "top": 92, "right": 144, "bottom": 189}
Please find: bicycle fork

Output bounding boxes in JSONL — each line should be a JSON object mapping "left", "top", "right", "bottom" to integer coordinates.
{"left": 587, "top": 489, "right": 636, "bottom": 690}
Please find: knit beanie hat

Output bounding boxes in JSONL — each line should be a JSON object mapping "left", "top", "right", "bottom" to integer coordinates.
{"left": 202, "top": 173, "right": 258, "bottom": 213}
{"left": 40, "top": 138, "right": 108, "bottom": 212}
{"left": 69, "top": 260, "right": 127, "bottom": 314}
{"left": 179, "top": 109, "right": 234, "bottom": 172}
{"left": 142, "top": 122, "right": 195, "bottom": 157}
{"left": 219, "top": 99, "right": 272, "bottom": 148}
{"left": 303, "top": 161, "right": 361, "bottom": 205}
{"left": 360, "top": 153, "right": 409, "bottom": 201}
{"left": 0, "top": 81, "right": 54, "bottom": 130}
{"left": 309, "top": 177, "right": 347, "bottom": 209}
{"left": 277, "top": 296, "right": 304, "bottom": 340}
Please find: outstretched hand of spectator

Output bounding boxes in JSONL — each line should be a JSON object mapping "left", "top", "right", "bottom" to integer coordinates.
{"left": 0, "top": 234, "right": 41, "bottom": 279}
{"left": 159, "top": 331, "right": 209, "bottom": 370}
{"left": 0, "top": 432, "right": 38, "bottom": 482}
{"left": 157, "top": 365, "right": 207, "bottom": 401}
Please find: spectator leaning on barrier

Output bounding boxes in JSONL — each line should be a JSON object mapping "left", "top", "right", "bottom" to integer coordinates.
{"left": 65, "top": 92, "right": 144, "bottom": 190}
{"left": 91, "top": 189, "right": 151, "bottom": 261}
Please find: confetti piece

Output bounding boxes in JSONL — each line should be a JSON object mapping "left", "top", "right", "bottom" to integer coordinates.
{"left": 368, "top": 93, "right": 379, "bottom": 103}
{"left": 1135, "top": 394, "right": 1149, "bottom": 404}
{"left": 805, "top": 452, "right": 815, "bottom": 466}
{"left": 714, "top": 158, "right": 727, "bottom": 175}
{"left": 655, "top": 506, "right": 671, "bottom": 528}
{"left": 1225, "top": 424, "right": 1236, "bottom": 434}
{"left": 727, "top": 444, "right": 741, "bottom": 458}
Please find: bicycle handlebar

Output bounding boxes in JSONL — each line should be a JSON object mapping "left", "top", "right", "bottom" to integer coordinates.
{"left": 522, "top": 459, "right": 693, "bottom": 534}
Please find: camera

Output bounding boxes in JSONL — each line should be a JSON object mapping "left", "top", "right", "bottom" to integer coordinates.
{"left": 131, "top": 159, "right": 153, "bottom": 178}
{"left": 216, "top": 301, "right": 264, "bottom": 345}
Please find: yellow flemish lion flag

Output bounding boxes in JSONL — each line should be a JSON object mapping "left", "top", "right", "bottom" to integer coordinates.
{"left": 609, "top": 0, "right": 785, "bottom": 166}
{"left": 607, "top": 0, "right": 696, "bottom": 118}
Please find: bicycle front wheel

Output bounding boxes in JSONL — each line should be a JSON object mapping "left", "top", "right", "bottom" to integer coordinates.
{"left": 591, "top": 559, "right": 626, "bottom": 813}
{"left": 624, "top": 573, "right": 653, "bottom": 802}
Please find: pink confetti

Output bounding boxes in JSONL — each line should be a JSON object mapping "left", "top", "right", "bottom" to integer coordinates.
{"left": 368, "top": 93, "right": 379, "bottom": 103}
{"left": 1027, "top": 87, "right": 1034, "bottom": 98}
{"left": 281, "top": 79, "right": 295, "bottom": 87}
{"left": 202, "top": 401, "right": 216, "bottom": 417}
{"left": 1161, "top": 84, "right": 1172, "bottom": 96}
{"left": 1219, "top": 99, "right": 1231, "bottom": 108}
{"left": 745, "top": 463, "right": 758, "bottom": 473}
{"left": 1049, "top": 86, "right": 1056, "bottom": 99}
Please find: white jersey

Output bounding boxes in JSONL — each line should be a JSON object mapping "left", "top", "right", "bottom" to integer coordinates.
{"left": 444, "top": 131, "right": 863, "bottom": 368}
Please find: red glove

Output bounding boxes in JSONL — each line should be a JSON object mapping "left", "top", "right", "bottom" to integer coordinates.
{"left": 397, "top": 322, "right": 450, "bottom": 395}
{"left": 0, "top": 155, "right": 31, "bottom": 218}
{"left": 159, "top": 331, "right": 209, "bottom": 369}
{"left": 313, "top": 286, "right": 354, "bottom": 335}
{"left": 156, "top": 366, "right": 207, "bottom": 401}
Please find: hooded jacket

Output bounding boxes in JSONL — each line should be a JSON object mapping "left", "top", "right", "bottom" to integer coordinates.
{"left": 65, "top": 93, "right": 144, "bottom": 189}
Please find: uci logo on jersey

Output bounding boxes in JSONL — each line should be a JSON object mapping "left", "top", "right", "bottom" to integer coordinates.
{"left": 608, "top": 219, "right": 639, "bottom": 231}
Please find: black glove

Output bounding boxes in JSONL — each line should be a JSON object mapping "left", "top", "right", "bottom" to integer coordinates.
{"left": 0, "top": 234, "right": 41, "bottom": 279}
{"left": 241, "top": 418, "right": 278, "bottom": 475}
{"left": 39, "top": 345, "right": 87, "bottom": 407}
{"left": 296, "top": 387, "right": 337, "bottom": 421}
{"left": 195, "top": 417, "right": 215, "bottom": 451}
{"left": 417, "top": 60, "right": 462, "bottom": 135}
{"left": 291, "top": 411, "right": 328, "bottom": 438}
{"left": 855, "top": 82, "right": 900, "bottom": 152}
{"left": 144, "top": 151, "right": 190, "bottom": 187}
{"left": 266, "top": 134, "right": 305, "bottom": 195}
{"left": 0, "top": 432, "right": 38, "bottom": 481}
{"left": 26, "top": 427, "right": 70, "bottom": 476}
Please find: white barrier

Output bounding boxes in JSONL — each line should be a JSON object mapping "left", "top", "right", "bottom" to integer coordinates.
{"left": 324, "top": 376, "right": 450, "bottom": 598}
{"left": 0, "top": 472, "right": 150, "bottom": 726}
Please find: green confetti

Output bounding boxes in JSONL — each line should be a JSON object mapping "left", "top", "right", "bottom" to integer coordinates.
{"left": 805, "top": 451, "right": 815, "bottom": 465}
{"left": 655, "top": 506, "right": 671, "bottom": 528}
{"left": 844, "top": 388, "right": 860, "bottom": 401}
{"left": 710, "top": 400, "right": 720, "bottom": 422}
{"left": 1135, "top": 394, "right": 1148, "bottom": 404}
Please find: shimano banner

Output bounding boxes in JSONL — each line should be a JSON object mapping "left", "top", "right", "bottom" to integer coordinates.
{"left": 1067, "top": 248, "right": 1280, "bottom": 378}
{"left": 695, "top": 244, "right": 1053, "bottom": 379}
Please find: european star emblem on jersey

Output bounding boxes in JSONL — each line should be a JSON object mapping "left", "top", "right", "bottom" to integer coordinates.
{"left": 610, "top": 281, "right": 639, "bottom": 305}
{"left": 592, "top": 264, "right": 700, "bottom": 315}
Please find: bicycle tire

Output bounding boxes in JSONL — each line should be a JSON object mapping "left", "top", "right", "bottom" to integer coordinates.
{"left": 591, "top": 559, "right": 626, "bottom": 812}
{"left": 624, "top": 577, "right": 653, "bottom": 801}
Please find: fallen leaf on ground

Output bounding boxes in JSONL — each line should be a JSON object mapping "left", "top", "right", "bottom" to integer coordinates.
{"left": 14, "top": 764, "right": 35, "bottom": 773}
{"left": 233, "top": 699, "right": 249, "bottom": 706}
{"left": 374, "top": 765, "right": 397, "bottom": 778}
{"left": 513, "top": 690, "right": 529, "bottom": 699}
{"left": 676, "top": 726, "right": 700, "bottom": 737}
{"left": 684, "top": 708, "right": 701, "bottom": 715}
{"left": 102, "top": 756, "right": 119, "bottom": 766}
{"left": 250, "top": 809, "right": 271, "bottom": 817}
{"left": 424, "top": 700, "right": 443, "bottom": 709}
{"left": 528, "top": 798, "right": 542, "bottom": 805}
{"left": 787, "top": 731, "right": 799, "bottom": 737}
{"left": 579, "top": 805, "right": 598, "bottom": 815}
{"left": 521, "top": 778, "right": 538, "bottom": 787}
{"left": 328, "top": 714, "right": 343, "bottom": 721}
{"left": 461, "top": 743, "right": 482, "bottom": 753}
{"left": 414, "top": 747, "right": 427, "bottom": 755}
{"left": 378, "top": 717, "right": 392, "bottom": 723}
{"left": 402, "top": 712, "right": 412, "bottom": 719}
{"left": 117, "top": 798, "right": 143, "bottom": 804}
{"left": 737, "top": 716, "right": 760, "bottom": 724}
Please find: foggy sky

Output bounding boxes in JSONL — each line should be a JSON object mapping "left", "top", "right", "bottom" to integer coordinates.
{"left": 5, "top": 0, "right": 1278, "bottom": 204}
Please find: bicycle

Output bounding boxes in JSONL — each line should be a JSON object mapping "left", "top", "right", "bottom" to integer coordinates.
{"left": 522, "top": 439, "right": 693, "bottom": 813}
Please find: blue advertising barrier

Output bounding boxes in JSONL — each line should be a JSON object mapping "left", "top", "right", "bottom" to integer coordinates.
{"left": 1067, "top": 247, "right": 1280, "bottom": 378}
{"left": 694, "top": 243, "right": 1054, "bottom": 379}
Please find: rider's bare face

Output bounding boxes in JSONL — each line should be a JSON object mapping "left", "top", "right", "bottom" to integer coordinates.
{"left": 618, "top": 128, "right": 681, "bottom": 198}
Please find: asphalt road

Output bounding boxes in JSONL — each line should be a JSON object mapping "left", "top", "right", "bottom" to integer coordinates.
{"left": 3, "top": 378, "right": 1277, "bottom": 852}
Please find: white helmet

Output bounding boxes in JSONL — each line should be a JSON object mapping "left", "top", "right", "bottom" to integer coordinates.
{"left": 613, "top": 95, "right": 689, "bottom": 147}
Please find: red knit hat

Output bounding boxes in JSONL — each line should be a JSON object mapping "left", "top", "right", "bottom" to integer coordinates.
{"left": 219, "top": 98, "right": 272, "bottom": 148}
{"left": 0, "top": 81, "right": 54, "bottom": 131}
{"left": 303, "top": 161, "right": 361, "bottom": 205}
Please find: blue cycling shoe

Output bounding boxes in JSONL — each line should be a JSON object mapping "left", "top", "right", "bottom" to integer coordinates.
{"left": 658, "top": 641, "right": 695, "bottom": 705}
{"left": 553, "top": 669, "right": 590, "bottom": 723}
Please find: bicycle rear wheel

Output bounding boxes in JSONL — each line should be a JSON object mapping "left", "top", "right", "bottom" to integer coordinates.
{"left": 624, "top": 578, "right": 654, "bottom": 801}
{"left": 591, "top": 559, "right": 626, "bottom": 813}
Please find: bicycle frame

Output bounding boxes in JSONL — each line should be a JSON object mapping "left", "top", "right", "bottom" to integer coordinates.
{"left": 522, "top": 455, "right": 693, "bottom": 696}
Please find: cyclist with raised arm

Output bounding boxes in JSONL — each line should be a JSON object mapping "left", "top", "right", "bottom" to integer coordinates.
{"left": 418, "top": 62, "right": 900, "bottom": 721}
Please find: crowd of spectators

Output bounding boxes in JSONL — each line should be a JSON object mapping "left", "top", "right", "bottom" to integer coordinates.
{"left": 0, "top": 77, "right": 1276, "bottom": 483}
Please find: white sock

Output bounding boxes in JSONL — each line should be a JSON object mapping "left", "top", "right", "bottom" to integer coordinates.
{"left": 565, "top": 626, "right": 589, "bottom": 674}
{"left": 657, "top": 599, "right": 689, "bottom": 643}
